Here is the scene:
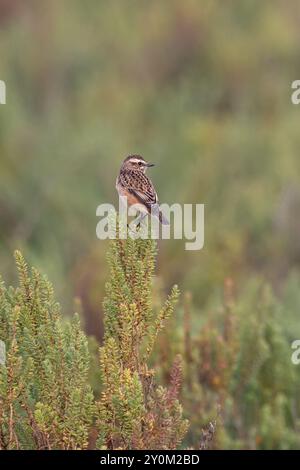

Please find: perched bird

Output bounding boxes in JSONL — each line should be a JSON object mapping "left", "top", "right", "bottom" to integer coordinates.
{"left": 116, "top": 154, "right": 169, "bottom": 225}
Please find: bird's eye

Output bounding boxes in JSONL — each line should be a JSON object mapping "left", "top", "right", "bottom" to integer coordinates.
{"left": 138, "top": 162, "right": 142, "bottom": 166}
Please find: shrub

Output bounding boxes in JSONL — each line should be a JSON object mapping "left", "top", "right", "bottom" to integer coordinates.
{"left": 96, "top": 233, "right": 188, "bottom": 449}
{"left": 156, "top": 278, "right": 300, "bottom": 449}
{"left": 0, "top": 238, "right": 188, "bottom": 450}
{"left": 0, "top": 251, "right": 94, "bottom": 449}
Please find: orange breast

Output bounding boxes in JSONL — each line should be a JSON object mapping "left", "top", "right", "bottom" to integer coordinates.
{"left": 117, "top": 185, "right": 148, "bottom": 211}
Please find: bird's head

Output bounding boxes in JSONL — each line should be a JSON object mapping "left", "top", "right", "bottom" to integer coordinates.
{"left": 121, "top": 154, "right": 155, "bottom": 173}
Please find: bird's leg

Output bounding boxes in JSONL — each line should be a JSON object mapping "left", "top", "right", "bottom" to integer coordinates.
{"left": 127, "top": 213, "right": 146, "bottom": 235}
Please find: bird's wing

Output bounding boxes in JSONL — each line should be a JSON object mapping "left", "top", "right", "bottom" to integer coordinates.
{"left": 120, "top": 170, "right": 158, "bottom": 209}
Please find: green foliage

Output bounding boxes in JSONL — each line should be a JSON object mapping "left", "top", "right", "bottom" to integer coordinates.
{"left": 96, "top": 230, "right": 188, "bottom": 449}
{"left": 1, "top": 1, "right": 300, "bottom": 450}
{"left": 0, "top": 244, "right": 187, "bottom": 450}
{"left": 0, "top": 251, "right": 94, "bottom": 449}
{"left": 155, "top": 279, "right": 300, "bottom": 450}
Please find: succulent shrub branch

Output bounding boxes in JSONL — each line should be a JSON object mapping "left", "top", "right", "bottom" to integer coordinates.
{"left": 96, "top": 230, "right": 188, "bottom": 450}
{"left": 0, "top": 240, "right": 188, "bottom": 450}
{"left": 0, "top": 252, "right": 94, "bottom": 450}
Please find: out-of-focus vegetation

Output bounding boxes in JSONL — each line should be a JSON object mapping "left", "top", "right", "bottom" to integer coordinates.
{"left": 1, "top": 0, "right": 300, "bottom": 449}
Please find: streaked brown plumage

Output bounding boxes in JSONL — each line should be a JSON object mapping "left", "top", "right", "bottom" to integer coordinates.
{"left": 116, "top": 154, "right": 169, "bottom": 225}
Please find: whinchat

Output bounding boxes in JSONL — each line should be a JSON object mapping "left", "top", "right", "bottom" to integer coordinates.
{"left": 116, "top": 154, "right": 169, "bottom": 225}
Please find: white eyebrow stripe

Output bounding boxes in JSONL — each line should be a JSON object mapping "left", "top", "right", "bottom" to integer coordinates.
{"left": 129, "top": 158, "right": 144, "bottom": 164}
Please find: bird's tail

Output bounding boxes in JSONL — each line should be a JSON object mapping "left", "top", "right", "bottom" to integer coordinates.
{"left": 159, "top": 210, "right": 170, "bottom": 226}
{"left": 151, "top": 204, "right": 170, "bottom": 225}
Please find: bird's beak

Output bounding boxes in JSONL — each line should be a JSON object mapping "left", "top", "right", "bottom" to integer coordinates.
{"left": 146, "top": 162, "right": 155, "bottom": 167}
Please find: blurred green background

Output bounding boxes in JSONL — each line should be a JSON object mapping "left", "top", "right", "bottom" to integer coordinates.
{"left": 1, "top": 0, "right": 300, "bottom": 449}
